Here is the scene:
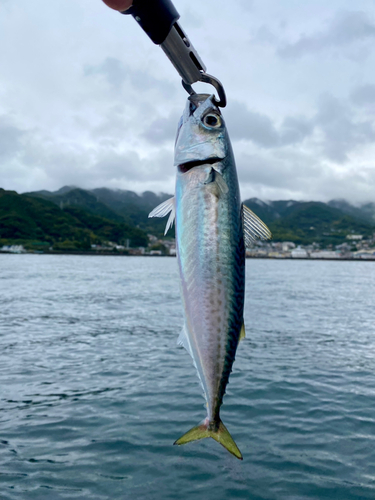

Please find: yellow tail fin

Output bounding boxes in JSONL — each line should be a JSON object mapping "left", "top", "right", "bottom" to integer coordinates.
{"left": 174, "top": 419, "right": 243, "bottom": 460}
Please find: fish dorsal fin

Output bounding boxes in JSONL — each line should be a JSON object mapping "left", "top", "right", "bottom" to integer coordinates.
{"left": 242, "top": 204, "right": 272, "bottom": 247}
{"left": 177, "top": 324, "right": 193, "bottom": 358}
{"left": 239, "top": 322, "right": 246, "bottom": 341}
{"left": 148, "top": 197, "right": 175, "bottom": 235}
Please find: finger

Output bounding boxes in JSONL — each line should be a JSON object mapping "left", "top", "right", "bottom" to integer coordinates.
{"left": 101, "top": 0, "right": 133, "bottom": 12}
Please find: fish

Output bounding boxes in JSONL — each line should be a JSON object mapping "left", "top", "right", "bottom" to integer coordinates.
{"left": 149, "top": 94, "right": 271, "bottom": 460}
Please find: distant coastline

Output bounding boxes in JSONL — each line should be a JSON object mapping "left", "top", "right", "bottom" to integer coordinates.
{"left": 1, "top": 187, "right": 375, "bottom": 259}
{"left": 1, "top": 250, "right": 374, "bottom": 261}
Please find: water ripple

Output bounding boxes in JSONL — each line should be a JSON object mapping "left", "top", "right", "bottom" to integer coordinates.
{"left": 1, "top": 256, "right": 375, "bottom": 499}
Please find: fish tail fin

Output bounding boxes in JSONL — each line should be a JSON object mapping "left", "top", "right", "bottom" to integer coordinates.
{"left": 173, "top": 419, "right": 243, "bottom": 460}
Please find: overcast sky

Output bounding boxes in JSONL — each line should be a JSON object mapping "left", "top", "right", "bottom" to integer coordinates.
{"left": 1, "top": 0, "right": 375, "bottom": 203}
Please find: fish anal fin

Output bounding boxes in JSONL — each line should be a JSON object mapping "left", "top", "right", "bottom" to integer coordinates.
{"left": 148, "top": 197, "right": 175, "bottom": 235}
{"left": 242, "top": 204, "right": 272, "bottom": 248}
{"left": 174, "top": 419, "right": 243, "bottom": 460}
{"left": 177, "top": 325, "right": 193, "bottom": 358}
{"left": 239, "top": 322, "right": 246, "bottom": 341}
{"left": 178, "top": 326, "right": 209, "bottom": 401}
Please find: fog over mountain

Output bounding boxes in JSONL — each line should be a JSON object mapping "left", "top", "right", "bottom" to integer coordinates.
{"left": 25, "top": 185, "right": 375, "bottom": 225}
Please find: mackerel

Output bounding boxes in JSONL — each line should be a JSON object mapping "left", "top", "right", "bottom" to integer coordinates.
{"left": 149, "top": 94, "right": 271, "bottom": 459}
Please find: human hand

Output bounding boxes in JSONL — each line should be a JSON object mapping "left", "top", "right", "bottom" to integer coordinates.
{"left": 101, "top": 0, "right": 133, "bottom": 12}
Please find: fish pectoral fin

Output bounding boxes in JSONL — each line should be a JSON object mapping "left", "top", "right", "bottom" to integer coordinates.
{"left": 215, "top": 171, "right": 229, "bottom": 195}
{"left": 148, "top": 197, "right": 175, "bottom": 235}
{"left": 242, "top": 204, "right": 272, "bottom": 247}
{"left": 239, "top": 322, "right": 246, "bottom": 341}
{"left": 174, "top": 419, "right": 243, "bottom": 460}
{"left": 208, "top": 167, "right": 229, "bottom": 195}
{"left": 204, "top": 168, "right": 228, "bottom": 196}
{"left": 203, "top": 168, "right": 215, "bottom": 185}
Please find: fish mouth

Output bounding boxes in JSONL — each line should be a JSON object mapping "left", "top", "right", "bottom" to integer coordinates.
{"left": 178, "top": 157, "right": 224, "bottom": 174}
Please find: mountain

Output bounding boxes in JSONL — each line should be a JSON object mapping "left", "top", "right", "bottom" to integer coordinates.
{"left": 243, "top": 198, "right": 375, "bottom": 245}
{"left": 0, "top": 189, "right": 148, "bottom": 250}
{"left": 242, "top": 198, "right": 321, "bottom": 224}
{"left": 91, "top": 188, "right": 172, "bottom": 234}
{"left": 360, "top": 203, "right": 375, "bottom": 224}
{"left": 7, "top": 186, "right": 375, "bottom": 248}
{"left": 328, "top": 199, "right": 375, "bottom": 225}
{"left": 240, "top": 198, "right": 279, "bottom": 225}
{"left": 26, "top": 186, "right": 172, "bottom": 236}
{"left": 25, "top": 187, "right": 124, "bottom": 223}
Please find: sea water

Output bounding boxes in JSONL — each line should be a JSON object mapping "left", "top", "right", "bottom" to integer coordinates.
{"left": 1, "top": 255, "right": 375, "bottom": 500}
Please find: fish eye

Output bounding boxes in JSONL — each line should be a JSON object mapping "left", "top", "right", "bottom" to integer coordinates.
{"left": 203, "top": 113, "right": 221, "bottom": 128}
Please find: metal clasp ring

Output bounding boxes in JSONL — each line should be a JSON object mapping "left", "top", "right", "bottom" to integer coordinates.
{"left": 182, "top": 73, "right": 227, "bottom": 108}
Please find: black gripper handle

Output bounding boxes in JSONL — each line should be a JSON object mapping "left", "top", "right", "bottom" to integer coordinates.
{"left": 123, "top": 0, "right": 180, "bottom": 45}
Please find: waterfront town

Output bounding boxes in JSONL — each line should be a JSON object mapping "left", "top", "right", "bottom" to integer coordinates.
{"left": 2, "top": 232, "right": 375, "bottom": 260}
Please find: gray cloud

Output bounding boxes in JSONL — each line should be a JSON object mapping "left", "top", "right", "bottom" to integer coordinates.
{"left": 350, "top": 84, "right": 375, "bottom": 106}
{"left": 237, "top": 149, "right": 322, "bottom": 191}
{"left": 279, "top": 116, "right": 314, "bottom": 146}
{"left": 231, "top": 88, "right": 375, "bottom": 202}
{"left": 252, "top": 25, "right": 279, "bottom": 46}
{"left": 0, "top": 104, "right": 175, "bottom": 194}
{"left": 84, "top": 57, "right": 176, "bottom": 97}
{"left": 236, "top": 0, "right": 254, "bottom": 12}
{"left": 238, "top": 148, "right": 375, "bottom": 204}
{"left": 227, "top": 92, "right": 375, "bottom": 165}
{"left": 278, "top": 11, "right": 375, "bottom": 58}
{"left": 1, "top": 0, "right": 375, "bottom": 204}
{"left": 84, "top": 57, "right": 127, "bottom": 88}
{"left": 0, "top": 117, "right": 25, "bottom": 160}
{"left": 225, "top": 101, "right": 314, "bottom": 148}
{"left": 225, "top": 94, "right": 375, "bottom": 165}
{"left": 142, "top": 113, "right": 179, "bottom": 145}
{"left": 181, "top": 9, "right": 204, "bottom": 30}
{"left": 225, "top": 101, "right": 279, "bottom": 147}
{"left": 91, "top": 151, "right": 141, "bottom": 182}
{"left": 314, "top": 94, "right": 375, "bottom": 162}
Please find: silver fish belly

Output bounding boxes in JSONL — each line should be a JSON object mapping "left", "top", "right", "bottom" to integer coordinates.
{"left": 149, "top": 94, "right": 271, "bottom": 459}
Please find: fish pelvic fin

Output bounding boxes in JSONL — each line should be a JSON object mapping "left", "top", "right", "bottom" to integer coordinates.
{"left": 174, "top": 419, "right": 243, "bottom": 460}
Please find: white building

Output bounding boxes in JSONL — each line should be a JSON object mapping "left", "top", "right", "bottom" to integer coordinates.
{"left": 346, "top": 235, "right": 363, "bottom": 240}
{"left": 291, "top": 246, "right": 308, "bottom": 258}
{"left": 353, "top": 251, "right": 375, "bottom": 259}
{"left": 0, "top": 245, "right": 26, "bottom": 253}
{"left": 310, "top": 251, "right": 339, "bottom": 259}
{"left": 282, "top": 241, "right": 296, "bottom": 252}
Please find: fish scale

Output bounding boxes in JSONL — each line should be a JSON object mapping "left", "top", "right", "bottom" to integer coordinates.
{"left": 149, "top": 94, "right": 271, "bottom": 459}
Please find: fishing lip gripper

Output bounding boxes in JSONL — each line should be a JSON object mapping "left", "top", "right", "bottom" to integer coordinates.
{"left": 121, "top": 0, "right": 226, "bottom": 107}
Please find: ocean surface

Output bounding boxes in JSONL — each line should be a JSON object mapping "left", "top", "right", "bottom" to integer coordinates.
{"left": 1, "top": 255, "right": 375, "bottom": 500}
